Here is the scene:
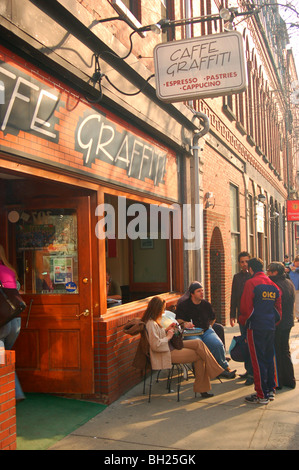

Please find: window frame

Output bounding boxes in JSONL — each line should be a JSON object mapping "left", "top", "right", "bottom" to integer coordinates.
{"left": 230, "top": 183, "right": 240, "bottom": 276}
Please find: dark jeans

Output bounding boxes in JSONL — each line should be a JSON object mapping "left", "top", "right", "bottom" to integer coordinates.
{"left": 0, "top": 317, "right": 25, "bottom": 400}
{"left": 275, "top": 327, "right": 296, "bottom": 389}
{"left": 239, "top": 324, "right": 253, "bottom": 376}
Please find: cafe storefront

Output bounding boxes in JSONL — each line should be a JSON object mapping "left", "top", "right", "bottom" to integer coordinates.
{"left": 0, "top": 45, "right": 184, "bottom": 403}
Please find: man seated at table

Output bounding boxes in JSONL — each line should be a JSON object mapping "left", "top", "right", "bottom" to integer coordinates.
{"left": 176, "top": 282, "right": 226, "bottom": 346}
{"left": 176, "top": 281, "right": 236, "bottom": 379}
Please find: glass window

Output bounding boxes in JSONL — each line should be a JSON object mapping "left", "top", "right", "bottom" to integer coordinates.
{"left": 160, "top": 0, "right": 175, "bottom": 42}
{"left": 231, "top": 234, "right": 240, "bottom": 277}
{"left": 103, "top": 194, "right": 172, "bottom": 304}
{"left": 132, "top": 238, "right": 167, "bottom": 283}
{"left": 15, "top": 209, "right": 78, "bottom": 294}
{"left": 121, "top": 0, "right": 141, "bottom": 22}
{"left": 230, "top": 184, "right": 240, "bottom": 276}
{"left": 263, "top": 203, "right": 268, "bottom": 265}
{"left": 230, "top": 184, "right": 240, "bottom": 233}
{"left": 248, "top": 194, "right": 254, "bottom": 256}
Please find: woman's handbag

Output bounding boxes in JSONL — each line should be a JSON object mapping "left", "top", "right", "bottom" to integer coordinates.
{"left": 170, "top": 324, "right": 184, "bottom": 350}
{"left": 0, "top": 282, "right": 26, "bottom": 328}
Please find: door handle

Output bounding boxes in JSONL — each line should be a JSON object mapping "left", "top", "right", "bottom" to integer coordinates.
{"left": 76, "top": 309, "right": 90, "bottom": 318}
{"left": 25, "top": 299, "right": 34, "bottom": 328}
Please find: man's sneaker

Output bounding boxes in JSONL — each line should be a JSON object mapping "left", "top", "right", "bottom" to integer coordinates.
{"left": 245, "top": 394, "right": 269, "bottom": 405}
{"left": 244, "top": 375, "right": 254, "bottom": 386}
{"left": 268, "top": 391, "right": 275, "bottom": 401}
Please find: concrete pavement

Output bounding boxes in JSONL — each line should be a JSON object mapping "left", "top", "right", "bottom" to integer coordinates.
{"left": 50, "top": 323, "right": 299, "bottom": 451}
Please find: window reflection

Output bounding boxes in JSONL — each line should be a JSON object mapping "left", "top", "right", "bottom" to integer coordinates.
{"left": 104, "top": 194, "right": 171, "bottom": 304}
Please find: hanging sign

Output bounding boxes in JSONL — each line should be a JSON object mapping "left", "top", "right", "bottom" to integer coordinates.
{"left": 287, "top": 200, "right": 299, "bottom": 221}
{"left": 154, "top": 31, "right": 247, "bottom": 103}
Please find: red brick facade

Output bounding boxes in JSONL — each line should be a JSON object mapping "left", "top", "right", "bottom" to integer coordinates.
{"left": 0, "top": 351, "right": 16, "bottom": 450}
{"left": 0, "top": 45, "right": 182, "bottom": 405}
{"left": 0, "top": 0, "right": 297, "bottom": 408}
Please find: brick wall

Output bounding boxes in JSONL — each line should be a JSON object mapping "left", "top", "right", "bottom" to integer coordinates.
{"left": 202, "top": 139, "right": 247, "bottom": 325}
{"left": 92, "top": 294, "right": 180, "bottom": 404}
{"left": 0, "top": 351, "right": 16, "bottom": 450}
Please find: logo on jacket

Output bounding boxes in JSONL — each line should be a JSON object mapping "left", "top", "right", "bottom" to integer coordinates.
{"left": 262, "top": 291, "right": 276, "bottom": 299}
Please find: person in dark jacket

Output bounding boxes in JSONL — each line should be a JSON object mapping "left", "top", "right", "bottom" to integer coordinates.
{"left": 176, "top": 281, "right": 225, "bottom": 346}
{"left": 267, "top": 261, "right": 296, "bottom": 390}
{"left": 230, "top": 251, "right": 251, "bottom": 326}
{"left": 230, "top": 251, "right": 253, "bottom": 384}
{"left": 176, "top": 282, "right": 236, "bottom": 378}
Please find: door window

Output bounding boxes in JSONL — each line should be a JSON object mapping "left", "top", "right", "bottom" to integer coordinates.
{"left": 15, "top": 209, "right": 78, "bottom": 294}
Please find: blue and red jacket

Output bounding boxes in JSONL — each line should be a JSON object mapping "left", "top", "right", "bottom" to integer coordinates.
{"left": 239, "top": 271, "right": 282, "bottom": 330}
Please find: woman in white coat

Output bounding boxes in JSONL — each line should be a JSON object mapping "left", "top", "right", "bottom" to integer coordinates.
{"left": 141, "top": 296, "right": 224, "bottom": 398}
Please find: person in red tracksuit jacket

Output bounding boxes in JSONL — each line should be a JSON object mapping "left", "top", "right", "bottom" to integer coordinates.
{"left": 239, "top": 258, "right": 282, "bottom": 404}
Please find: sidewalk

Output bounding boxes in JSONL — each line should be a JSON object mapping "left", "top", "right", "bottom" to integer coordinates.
{"left": 50, "top": 323, "right": 299, "bottom": 451}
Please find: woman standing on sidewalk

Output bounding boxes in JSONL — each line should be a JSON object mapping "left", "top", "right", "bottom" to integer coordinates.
{"left": 141, "top": 296, "right": 224, "bottom": 398}
{"left": 0, "top": 244, "right": 25, "bottom": 402}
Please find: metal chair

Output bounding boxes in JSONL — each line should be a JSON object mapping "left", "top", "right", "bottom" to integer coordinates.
{"left": 143, "top": 355, "right": 185, "bottom": 402}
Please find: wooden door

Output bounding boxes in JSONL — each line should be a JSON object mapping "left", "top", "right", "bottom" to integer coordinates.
{"left": 13, "top": 197, "right": 94, "bottom": 394}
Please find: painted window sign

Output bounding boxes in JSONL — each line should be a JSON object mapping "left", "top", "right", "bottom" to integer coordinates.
{"left": 0, "top": 55, "right": 172, "bottom": 191}
{"left": 75, "top": 110, "right": 167, "bottom": 185}
{"left": 0, "top": 63, "right": 60, "bottom": 141}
